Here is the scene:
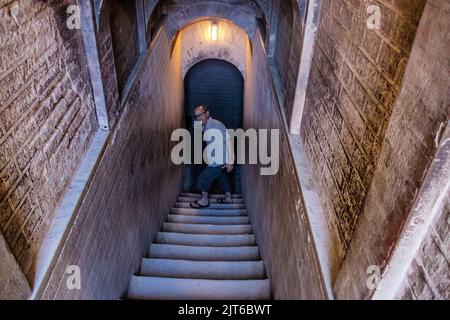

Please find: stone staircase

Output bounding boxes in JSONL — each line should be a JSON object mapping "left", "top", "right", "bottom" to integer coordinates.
{"left": 126, "top": 192, "right": 271, "bottom": 300}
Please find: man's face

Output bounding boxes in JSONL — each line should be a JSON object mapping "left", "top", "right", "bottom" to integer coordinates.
{"left": 194, "top": 109, "right": 209, "bottom": 126}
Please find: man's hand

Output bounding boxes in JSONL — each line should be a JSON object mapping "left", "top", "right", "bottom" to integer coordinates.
{"left": 223, "top": 164, "right": 234, "bottom": 173}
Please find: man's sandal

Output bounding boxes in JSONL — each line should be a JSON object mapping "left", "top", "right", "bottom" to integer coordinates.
{"left": 190, "top": 200, "right": 210, "bottom": 208}
{"left": 217, "top": 198, "right": 232, "bottom": 204}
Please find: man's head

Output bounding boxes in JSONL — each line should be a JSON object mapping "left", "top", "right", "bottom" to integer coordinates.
{"left": 193, "top": 105, "right": 210, "bottom": 126}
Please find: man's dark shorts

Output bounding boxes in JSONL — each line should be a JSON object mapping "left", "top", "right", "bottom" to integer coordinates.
{"left": 197, "top": 166, "right": 231, "bottom": 193}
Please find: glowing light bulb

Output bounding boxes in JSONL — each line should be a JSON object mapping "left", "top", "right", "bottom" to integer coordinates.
{"left": 211, "top": 22, "right": 218, "bottom": 41}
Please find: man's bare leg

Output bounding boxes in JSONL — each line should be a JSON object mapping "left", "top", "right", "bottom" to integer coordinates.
{"left": 197, "top": 192, "right": 209, "bottom": 206}
{"left": 225, "top": 192, "right": 232, "bottom": 203}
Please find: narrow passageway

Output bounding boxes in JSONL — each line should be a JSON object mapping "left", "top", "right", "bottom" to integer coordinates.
{"left": 126, "top": 54, "right": 267, "bottom": 299}
{"left": 1, "top": 0, "right": 449, "bottom": 301}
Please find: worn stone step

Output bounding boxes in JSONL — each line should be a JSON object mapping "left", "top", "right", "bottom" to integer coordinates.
{"left": 157, "top": 232, "right": 256, "bottom": 247}
{"left": 177, "top": 197, "right": 244, "bottom": 204}
{"left": 171, "top": 207, "right": 247, "bottom": 216}
{"left": 148, "top": 244, "right": 260, "bottom": 261}
{"left": 174, "top": 202, "right": 245, "bottom": 209}
{"left": 162, "top": 223, "right": 252, "bottom": 235}
{"left": 180, "top": 193, "right": 242, "bottom": 199}
{"left": 167, "top": 214, "right": 250, "bottom": 225}
{"left": 127, "top": 276, "right": 271, "bottom": 300}
{"left": 140, "top": 259, "right": 265, "bottom": 280}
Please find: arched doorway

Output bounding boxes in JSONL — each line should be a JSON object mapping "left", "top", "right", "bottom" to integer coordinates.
{"left": 182, "top": 59, "right": 244, "bottom": 194}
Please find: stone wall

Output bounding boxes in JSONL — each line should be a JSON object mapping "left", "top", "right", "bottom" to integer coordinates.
{"left": 0, "top": 0, "right": 98, "bottom": 284}
{"left": 164, "top": 0, "right": 260, "bottom": 41}
{"left": 300, "top": 0, "right": 426, "bottom": 261}
{"left": 273, "top": 0, "right": 302, "bottom": 120}
{"left": 396, "top": 192, "right": 450, "bottom": 300}
{"left": 334, "top": 0, "right": 450, "bottom": 299}
{"left": 110, "top": 0, "right": 140, "bottom": 96}
{"left": 0, "top": 229, "right": 30, "bottom": 299}
{"left": 97, "top": 0, "right": 121, "bottom": 127}
{"left": 39, "top": 27, "right": 184, "bottom": 299}
{"left": 242, "top": 31, "right": 326, "bottom": 299}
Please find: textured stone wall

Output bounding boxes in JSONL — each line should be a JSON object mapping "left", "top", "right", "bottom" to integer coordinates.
{"left": 273, "top": 0, "right": 302, "bottom": 120}
{"left": 110, "top": 0, "right": 140, "bottom": 95}
{"left": 97, "top": 0, "right": 121, "bottom": 127}
{"left": 334, "top": 0, "right": 450, "bottom": 299}
{"left": 242, "top": 31, "right": 326, "bottom": 299}
{"left": 39, "top": 27, "right": 184, "bottom": 299}
{"left": 300, "top": 0, "right": 426, "bottom": 260}
{"left": 164, "top": 0, "right": 260, "bottom": 41}
{"left": 0, "top": 0, "right": 98, "bottom": 283}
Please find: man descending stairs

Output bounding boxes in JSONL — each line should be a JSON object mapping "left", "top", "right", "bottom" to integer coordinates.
{"left": 127, "top": 192, "right": 271, "bottom": 300}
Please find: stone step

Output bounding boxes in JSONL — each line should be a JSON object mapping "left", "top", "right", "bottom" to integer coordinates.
{"left": 177, "top": 197, "right": 244, "bottom": 204}
{"left": 157, "top": 232, "right": 256, "bottom": 247}
{"left": 180, "top": 193, "right": 242, "bottom": 199}
{"left": 162, "top": 223, "right": 252, "bottom": 235}
{"left": 127, "top": 276, "right": 271, "bottom": 300}
{"left": 167, "top": 214, "right": 250, "bottom": 225}
{"left": 149, "top": 244, "right": 260, "bottom": 261}
{"left": 171, "top": 207, "right": 247, "bottom": 216}
{"left": 174, "top": 202, "right": 245, "bottom": 209}
{"left": 140, "top": 259, "right": 265, "bottom": 280}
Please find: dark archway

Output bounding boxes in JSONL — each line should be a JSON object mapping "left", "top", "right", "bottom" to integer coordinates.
{"left": 182, "top": 59, "right": 244, "bottom": 193}
{"left": 185, "top": 59, "right": 244, "bottom": 129}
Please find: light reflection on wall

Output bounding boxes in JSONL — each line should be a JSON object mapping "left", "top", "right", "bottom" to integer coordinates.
{"left": 180, "top": 19, "right": 250, "bottom": 78}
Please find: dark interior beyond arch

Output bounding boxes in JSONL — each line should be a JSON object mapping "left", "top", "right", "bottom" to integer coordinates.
{"left": 183, "top": 59, "right": 244, "bottom": 193}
